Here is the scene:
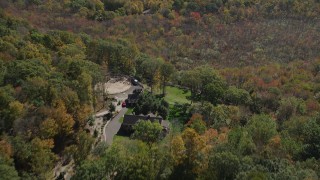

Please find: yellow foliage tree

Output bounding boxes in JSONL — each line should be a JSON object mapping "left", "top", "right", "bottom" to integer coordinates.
{"left": 170, "top": 135, "right": 186, "bottom": 165}
{"left": 51, "top": 100, "right": 75, "bottom": 137}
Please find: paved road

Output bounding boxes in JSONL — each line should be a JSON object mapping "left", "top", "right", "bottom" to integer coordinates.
{"left": 104, "top": 108, "right": 128, "bottom": 145}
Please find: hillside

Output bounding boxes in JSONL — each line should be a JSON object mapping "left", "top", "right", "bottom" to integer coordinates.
{"left": 3, "top": 1, "right": 320, "bottom": 68}
{"left": 0, "top": 1, "right": 320, "bottom": 179}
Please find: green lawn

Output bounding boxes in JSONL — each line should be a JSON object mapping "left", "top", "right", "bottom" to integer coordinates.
{"left": 119, "top": 117, "right": 124, "bottom": 123}
{"left": 113, "top": 135, "right": 129, "bottom": 143}
{"left": 119, "top": 108, "right": 134, "bottom": 123}
{"left": 164, "top": 86, "right": 191, "bottom": 105}
{"left": 126, "top": 108, "right": 134, "bottom": 115}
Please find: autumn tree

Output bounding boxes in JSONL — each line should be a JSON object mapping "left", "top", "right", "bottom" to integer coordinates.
{"left": 0, "top": 136, "right": 19, "bottom": 180}
{"left": 44, "top": 100, "right": 75, "bottom": 152}
{"left": 0, "top": 85, "right": 24, "bottom": 134}
{"left": 124, "top": 0, "right": 144, "bottom": 14}
{"left": 186, "top": 113, "right": 207, "bottom": 134}
{"left": 170, "top": 128, "right": 208, "bottom": 179}
{"left": 12, "top": 136, "right": 57, "bottom": 179}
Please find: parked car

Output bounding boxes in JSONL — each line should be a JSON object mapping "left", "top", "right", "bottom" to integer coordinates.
{"left": 131, "top": 78, "right": 139, "bottom": 86}
{"left": 122, "top": 101, "right": 126, "bottom": 107}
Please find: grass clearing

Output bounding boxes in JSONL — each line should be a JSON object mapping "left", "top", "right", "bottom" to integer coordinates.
{"left": 164, "top": 86, "right": 191, "bottom": 105}
{"left": 126, "top": 108, "right": 134, "bottom": 115}
{"left": 113, "top": 135, "right": 129, "bottom": 143}
{"left": 119, "top": 108, "right": 134, "bottom": 123}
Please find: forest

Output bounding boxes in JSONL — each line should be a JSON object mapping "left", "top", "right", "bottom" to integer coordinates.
{"left": 0, "top": 0, "right": 320, "bottom": 179}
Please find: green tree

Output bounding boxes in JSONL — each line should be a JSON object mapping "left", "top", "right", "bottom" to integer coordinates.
{"left": 203, "top": 81, "right": 225, "bottom": 105}
{"left": 160, "top": 62, "right": 174, "bottom": 95}
{"left": 134, "top": 92, "right": 169, "bottom": 119}
{"left": 87, "top": 39, "right": 137, "bottom": 75}
{"left": 246, "top": 114, "right": 277, "bottom": 150}
{"left": 132, "top": 120, "right": 163, "bottom": 145}
{"left": 301, "top": 116, "right": 320, "bottom": 159}
{"left": 0, "top": 157, "right": 20, "bottom": 180}
{"left": 140, "top": 58, "right": 163, "bottom": 93}
{"left": 85, "top": 139, "right": 171, "bottom": 180}
{"left": 124, "top": 0, "right": 144, "bottom": 14}
{"left": 180, "top": 69, "right": 201, "bottom": 102}
{"left": 191, "top": 104, "right": 240, "bottom": 129}
{"left": 71, "top": 158, "right": 107, "bottom": 180}
{"left": 224, "top": 86, "right": 252, "bottom": 106}
{"left": 277, "top": 97, "right": 306, "bottom": 123}
{"left": 76, "top": 72, "right": 93, "bottom": 104}
{"left": 21, "top": 77, "right": 48, "bottom": 106}
{"left": 0, "top": 60, "right": 6, "bottom": 85}
{"left": 69, "top": 131, "right": 95, "bottom": 165}
{"left": 5, "top": 59, "right": 50, "bottom": 86}
{"left": 58, "top": 43, "right": 86, "bottom": 61}
{"left": 181, "top": 66, "right": 226, "bottom": 103}
{"left": 228, "top": 128, "right": 256, "bottom": 155}
{"left": 205, "top": 152, "right": 240, "bottom": 180}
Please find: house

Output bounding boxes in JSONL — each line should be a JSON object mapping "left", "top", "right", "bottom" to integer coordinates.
{"left": 119, "top": 114, "right": 169, "bottom": 135}
{"left": 125, "top": 88, "right": 142, "bottom": 107}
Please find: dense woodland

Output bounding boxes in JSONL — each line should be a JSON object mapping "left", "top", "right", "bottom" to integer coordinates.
{"left": 0, "top": 0, "right": 320, "bottom": 179}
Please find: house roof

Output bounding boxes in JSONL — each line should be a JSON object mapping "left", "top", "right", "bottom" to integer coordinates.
{"left": 126, "top": 88, "right": 142, "bottom": 103}
{"left": 122, "top": 114, "right": 163, "bottom": 125}
{"left": 133, "top": 88, "right": 142, "bottom": 93}
{"left": 128, "top": 93, "right": 139, "bottom": 100}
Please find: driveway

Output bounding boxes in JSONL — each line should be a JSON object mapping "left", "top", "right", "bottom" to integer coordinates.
{"left": 103, "top": 85, "right": 142, "bottom": 145}
{"left": 104, "top": 108, "right": 128, "bottom": 145}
